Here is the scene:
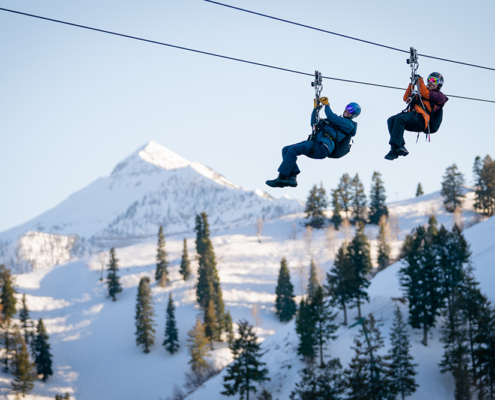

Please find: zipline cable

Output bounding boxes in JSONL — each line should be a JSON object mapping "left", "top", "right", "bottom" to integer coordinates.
{"left": 204, "top": 0, "right": 495, "bottom": 73}
{"left": 1, "top": 7, "right": 494, "bottom": 103}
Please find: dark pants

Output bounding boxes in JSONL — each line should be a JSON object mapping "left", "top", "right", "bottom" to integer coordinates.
{"left": 388, "top": 111, "right": 425, "bottom": 147}
{"left": 278, "top": 140, "right": 330, "bottom": 177}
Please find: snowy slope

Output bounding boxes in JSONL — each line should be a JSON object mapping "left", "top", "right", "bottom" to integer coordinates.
{"left": 0, "top": 141, "right": 303, "bottom": 272}
{"left": 0, "top": 191, "right": 489, "bottom": 400}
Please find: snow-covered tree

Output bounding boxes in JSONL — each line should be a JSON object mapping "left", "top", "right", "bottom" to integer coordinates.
{"left": 275, "top": 257, "right": 296, "bottom": 322}
{"left": 311, "top": 286, "right": 338, "bottom": 368}
{"left": 106, "top": 248, "right": 122, "bottom": 301}
{"left": 326, "top": 243, "right": 353, "bottom": 325}
{"left": 305, "top": 184, "right": 329, "bottom": 229}
{"left": 33, "top": 318, "right": 53, "bottom": 381}
{"left": 135, "top": 277, "right": 156, "bottom": 353}
{"left": 163, "top": 293, "right": 179, "bottom": 355}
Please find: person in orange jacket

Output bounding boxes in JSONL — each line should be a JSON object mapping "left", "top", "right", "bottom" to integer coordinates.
{"left": 385, "top": 72, "right": 448, "bottom": 160}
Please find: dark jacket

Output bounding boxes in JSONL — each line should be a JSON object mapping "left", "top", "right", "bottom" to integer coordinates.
{"left": 310, "top": 105, "right": 356, "bottom": 154}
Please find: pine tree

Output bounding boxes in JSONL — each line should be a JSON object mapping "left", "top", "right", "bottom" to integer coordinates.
{"left": 331, "top": 189, "right": 343, "bottom": 229}
{"left": 368, "top": 172, "right": 388, "bottom": 225}
{"left": 376, "top": 216, "right": 391, "bottom": 272}
{"left": 106, "top": 247, "right": 122, "bottom": 301}
{"left": 195, "top": 213, "right": 225, "bottom": 331}
{"left": 11, "top": 338, "right": 36, "bottom": 397}
{"left": 399, "top": 224, "right": 443, "bottom": 346}
{"left": 19, "top": 293, "right": 30, "bottom": 344}
{"left": 187, "top": 318, "right": 211, "bottom": 374}
{"left": 311, "top": 286, "right": 338, "bottom": 368}
{"left": 337, "top": 173, "right": 353, "bottom": 220}
{"left": 475, "top": 304, "right": 495, "bottom": 400}
{"left": 222, "top": 320, "right": 270, "bottom": 400}
{"left": 388, "top": 307, "right": 418, "bottom": 400}
{"left": 163, "top": 293, "right": 179, "bottom": 355}
{"left": 33, "top": 318, "right": 53, "bottom": 381}
{"left": 204, "top": 298, "right": 220, "bottom": 349}
{"left": 225, "top": 310, "right": 235, "bottom": 348}
{"left": 326, "top": 243, "right": 353, "bottom": 325}
{"left": 345, "top": 315, "right": 390, "bottom": 400}
{"left": 304, "top": 183, "right": 328, "bottom": 229}
{"left": 473, "top": 155, "right": 495, "bottom": 216}
{"left": 295, "top": 299, "right": 315, "bottom": 361}
{"left": 135, "top": 277, "right": 156, "bottom": 353}
{"left": 290, "top": 362, "right": 319, "bottom": 400}
{"left": 275, "top": 257, "right": 296, "bottom": 322}
{"left": 1, "top": 320, "right": 14, "bottom": 372}
{"left": 0, "top": 264, "right": 17, "bottom": 321}
{"left": 305, "top": 183, "right": 329, "bottom": 229}
{"left": 257, "top": 388, "right": 273, "bottom": 400}
{"left": 307, "top": 257, "right": 320, "bottom": 300}
{"left": 441, "top": 163, "right": 466, "bottom": 212}
{"left": 416, "top": 183, "right": 424, "bottom": 197}
{"left": 348, "top": 223, "right": 372, "bottom": 319}
{"left": 351, "top": 174, "right": 367, "bottom": 222}
{"left": 156, "top": 226, "right": 169, "bottom": 286}
{"left": 179, "top": 238, "right": 191, "bottom": 280}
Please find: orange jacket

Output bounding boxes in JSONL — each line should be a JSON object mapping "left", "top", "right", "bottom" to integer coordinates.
{"left": 403, "top": 77, "right": 432, "bottom": 130}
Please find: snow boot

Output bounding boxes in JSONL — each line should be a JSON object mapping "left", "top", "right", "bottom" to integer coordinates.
{"left": 384, "top": 145, "right": 399, "bottom": 161}
{"left": 265, "top": 173, "right": 297, "bottom": 188}
{"left": 396, "top": 145, "right": 409, "bottom": 157}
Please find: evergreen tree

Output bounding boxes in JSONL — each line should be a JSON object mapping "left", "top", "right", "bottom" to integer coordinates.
{"left": 19, "top": 293, "right": 30, "bottom": 344}
{"left": 257, "top": 388, "right": 273, "bottom": 400}
{"left": 222, "top": 320, "right": 270, "bottom": 400}
{"left": 388, "top": 307, "right": 418, "bottom": 400}
{"left": 473, "top": 155, "right": 495, "bottom": 216}
{"left": 1, "top": 320, "right": 14, "bottom": 372}
{"left": 55, "top": 393, "right": 70, "bottom": 400}
{"left": 0, "top": 264, "right": 17, "bottom": 321}
{"left": 225, "top": 310, "right": 235, "bottom": 348}
{"left": 326, "top": 243, "right": 353, "bottom": 326}
{"left": 376, "top": 216, "right": 391, "bottom": 272}
{"left": 106, "top": 247, "right": 122, "bottom": 301}
{"left": 305, "top": 184, "right": 329, "bottom": 229}
{"left": 135, "top": 277, "right": 156, "bottom": 353}
{"left": 163, "top": 293, "right": 179, "bottom": 355}
{"left": 275, "top": 257, "right": 296, "bottom": 322}
{"left": 368, "top": 172, "right": 388, "bottom": 225}
{"left": 416, "top": 183, "right": 424, "bottom": 197}
{"left": 351, "top": 174, "right": 367, "bottom": 222}
{"left": 307, "top": 258, "right": 320, "bottom": 300}
{"left": 295, "top": 299, "right": 315, "bottom": 361}
{"left": 204, "top": 298, "right": 221, "bottom": 349}
{"left": 195, "top": 213, "right": 225, "bottom": 331}
{"left": 348, "top": 224, "right": 372, "bottom": 319}
{"left": 311, "top": 286, "right": 338, "bottom": 368}
{"left": 345, "top": 315, "right": 390, "bottom": 400}
{"left": 187, "top": 318, "right": 210, "bottom": 374}
{"left": 399, "top": 224, "right": 443, "bottom": 346}
{"left": 179, "top": 238, "right": 191, "bottom": 280}
{"left": 337, "top": 173, "right": 353, "bottom": 220}
{"left": 441, "top": 163, "right": 465, "bottom": 212}
{"left": 156, "top": 226, "right": 169, "bottom": 286}
{"left": 33, "top": 318, "right": 53, "bottom": 381}
{"left": 11, "top": 338, "right": 36, "bottom": 397}
{"left": 331, "top": 189, "right": 342, "bottom": 229}
{"left": 475, "top": 303, "right": 495, "bottom": 400}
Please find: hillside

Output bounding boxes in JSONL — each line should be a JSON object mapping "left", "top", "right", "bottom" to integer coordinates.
{"left": 0, "top": 189, "right": 486, "bottom": 400}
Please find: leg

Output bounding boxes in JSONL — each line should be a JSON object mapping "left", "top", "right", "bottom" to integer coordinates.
{"left": 280, "top": 141, "right": 307, "bottom": 177}
{"left": 278, "top": 141, "right": 327, "bottom": 177}
{"left": 389, "top": 112, "right": 409, "bottom": 147}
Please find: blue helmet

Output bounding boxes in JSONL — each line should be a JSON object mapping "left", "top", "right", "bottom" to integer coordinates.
{"left": 345, "top": 102, "right": 361, "bottom": 119}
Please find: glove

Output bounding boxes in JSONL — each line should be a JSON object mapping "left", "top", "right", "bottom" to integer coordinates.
{"left": 314, "top": 98, "right": 320, "bottom": 108}
{"left": 319, "top": 96, "right": 329, "bottom": 106}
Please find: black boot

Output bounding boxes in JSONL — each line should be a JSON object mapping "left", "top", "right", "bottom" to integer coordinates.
{"left": 384, "top": 144, "right": 399, "bottom": 160}
{"left": 396, "top": 145, "right": 409, "bottom": 157}
{"left": 288, "top": 173, "right": 298, "bottom": 187}
{"left": 266, "top": 173, "right": 297, "bottom": 188}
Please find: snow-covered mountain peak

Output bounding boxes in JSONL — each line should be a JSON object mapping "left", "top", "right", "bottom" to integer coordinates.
{"left": 111, "top": 141, "right": 190, "bottom": 176}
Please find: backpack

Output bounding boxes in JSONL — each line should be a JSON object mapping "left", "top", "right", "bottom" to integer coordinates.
{"left": 423, "top": 106, "right": 443, "bottom": 134}
{"left": 316, "top": 119, "right": 358, "bottom": 159}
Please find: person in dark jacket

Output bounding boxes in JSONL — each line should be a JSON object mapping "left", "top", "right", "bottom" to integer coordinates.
{"left": 385, "top": 72, "right": 448, "bottom": 160}
{"left": 266, "top": 97, "right": 360, "bottom": 188}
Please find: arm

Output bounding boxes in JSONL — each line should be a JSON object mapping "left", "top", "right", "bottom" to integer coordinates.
{"left": 311, "top": 108, "right": 318, "bottom": 127}
{"left": 403, "top": 83, "right": 412, "bottom": 102}
{"left": 323, "top": 105, "right": 354, "bottom": 134}
{"left": 418, "top": 77, "right": 430, "bottom": 99}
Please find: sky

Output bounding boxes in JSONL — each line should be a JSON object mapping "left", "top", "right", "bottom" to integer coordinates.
{"left": 1, "top": 0, "right": 494, "bottom": 232}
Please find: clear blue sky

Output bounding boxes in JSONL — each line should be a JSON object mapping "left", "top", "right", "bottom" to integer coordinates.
{"left": 1, "top": 0, "right": 494, "bottom": 232}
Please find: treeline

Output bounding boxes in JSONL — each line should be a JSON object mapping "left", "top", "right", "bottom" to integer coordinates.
{"left": 0, "top": 265, "right": 54, "bottom": 398}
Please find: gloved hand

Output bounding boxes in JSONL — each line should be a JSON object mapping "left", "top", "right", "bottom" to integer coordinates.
{"left": 314, "top": 98, "right": 320, "bottom": 108}
{"left": 319, "top": 96, "right": 329, "bottom": 106}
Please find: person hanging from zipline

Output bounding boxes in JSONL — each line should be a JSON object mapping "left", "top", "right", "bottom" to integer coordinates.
{"left": 385, "top": 48, "right": 448, "bottom": 160}
{"left": 266, "top": 71, "right": 361, "bottom": 188}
